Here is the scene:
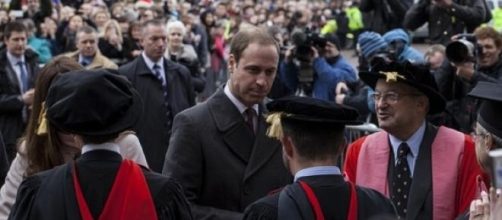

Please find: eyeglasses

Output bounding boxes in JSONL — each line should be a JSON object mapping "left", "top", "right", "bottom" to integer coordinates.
{"left": 371, "top": 92, "right": 422, "bottom": 104}
{"left": 471, "top": 131, "right": 490, "bottom": 141}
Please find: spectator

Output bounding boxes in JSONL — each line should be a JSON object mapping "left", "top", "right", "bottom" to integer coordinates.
{"left": 0, "top": 21, "right": 40, "bottom": 161}
{"left": 123, "top": 21, "right": 143, "bottom": 62}
{"left": 23, "top": 19, "right": 52, "bottom": 64}
{"left": 404, "top": 0, "right": 486, "bottom": 45}
{"left": 382, "top": 28, "right": 425, "bottom": 63}
{"left": 119, "top": 19, "right": 195, "bottom": 172}
{"left": 64, "top": 26, "right": 117, "bottom": 69}
{"left": 98, "top": 20, "right": 126, "bottom": 65}
{"left": 424, "top": 44, "right": 446, "bottom": 72}
{"left": 92, "top": 9, "right": 111, "bottom": 34}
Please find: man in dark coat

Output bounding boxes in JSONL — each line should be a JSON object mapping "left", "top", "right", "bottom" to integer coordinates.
{"left": 119, "top": 19, "right": 195, "bottom": 172}
{"left": 0, "top": 21, "right": 40, "bottom": 161}
{"left": 162, "top": 27, "right": 292, "bottom": 220}
{"left": 243, "top": 96, "right": 396, "bottom": 220}
{"left": 9, "top": 69, "right": 193, "bottom": 220}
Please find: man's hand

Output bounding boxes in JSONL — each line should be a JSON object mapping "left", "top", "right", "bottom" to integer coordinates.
{"left": 285, "top": 46, "right": 295, "bottom": 63}
{"left": 335, "top": 93, "right": 346, "bottom": 104}
{"left": 311, "top": 46, "right": 319, "bottom": 59}
{"left": 22, "top": 89, "right": 35, "bottom": 105}
{"left": 336, "top": 82, "right": 348, "bottom": 95}
{"left": 469, "top": 191, "right": 490, "bottom": 220}
{"left": 453, "top": 62, "right": 475, "bottom": 80}
{"left": 432, "top": 0, "right": 453, "bottom": 8}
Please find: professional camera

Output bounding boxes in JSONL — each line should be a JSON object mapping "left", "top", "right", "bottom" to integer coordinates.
{"left": 290, "top": 30, "right": 328, "bottom": 95}
{"left": 445, "top": 34, "right": 481, "bottom": 63}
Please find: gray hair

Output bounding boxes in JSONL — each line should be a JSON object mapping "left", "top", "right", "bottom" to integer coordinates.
{"left": 165, "top": 20, "right": 186, "bottom": 37}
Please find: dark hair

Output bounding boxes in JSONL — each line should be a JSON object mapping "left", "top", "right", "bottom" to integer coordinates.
{"left": 81, "top": 133, "right": 121, "bottom": 144}
{"left": 281, "top": 118, "right": 345, "bottom": 162}
{"left": 229, "top": 26, "right": 279, "bottom": 63}
{"left": 75, "top": 25, "right": 97, "bottom": 42}
{"left": 24, "top": 56, "right": 84, "bottom": 176}
{"left": 3, "top": 21, "right": 26, "bottom": 40}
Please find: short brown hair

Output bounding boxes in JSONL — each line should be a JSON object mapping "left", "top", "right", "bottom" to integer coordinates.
{"left": 474, "top": 26, "right": 502, "bottom": 49}
{"left": 229, "top": 26, "right": 279, "bottom": 63}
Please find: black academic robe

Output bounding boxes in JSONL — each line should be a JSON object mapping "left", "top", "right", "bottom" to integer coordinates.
{"left": 243, "top": 175, "right": 397, "bottom": 220}
{"left": 8, "top": 150, "right": 193, "bottom": 220}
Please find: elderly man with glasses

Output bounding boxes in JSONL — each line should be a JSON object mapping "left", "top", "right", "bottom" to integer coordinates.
{"left": 343, "top": 61, "right": 484, "bottom": 220}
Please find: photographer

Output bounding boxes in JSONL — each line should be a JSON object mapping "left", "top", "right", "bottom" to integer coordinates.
{"left": 382, "top": 28, "right": 424, "bottom": 63}
{"left": 453, "top": 27, "right": 502, "bottom": 84}
{"left": 279, "top": 34, "right": 357, "bottom": 101}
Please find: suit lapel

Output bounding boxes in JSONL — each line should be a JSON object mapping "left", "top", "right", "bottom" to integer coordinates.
{"left": 209, "top": 90, "right": 255, "bottom": 163}
{"left": 406, "top": 123, "right": 438, "bottom": 220}
{"left": 244, "top": 106, "right": 281, "bottom": 181}
{"left": 4, "top": 61, "right": 20, "bottom": 93}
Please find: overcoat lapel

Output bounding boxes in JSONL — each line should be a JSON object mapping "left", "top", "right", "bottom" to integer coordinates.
{"left": 405, "top": 123, "right": 438, "bottom": 220}
{"left": 209, "top": 90, "right": 255, "bottom": 164}
{"left": 4, "top": 63, "right": 20, "bottom": 93}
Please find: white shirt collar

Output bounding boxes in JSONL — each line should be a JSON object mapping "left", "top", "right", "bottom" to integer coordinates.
{"left": 142, "top": 52, "right": 164, "bottom": 73}
{"left": 223, "top": 82, "right": 259, "bottom": 114}
{"left": 389, "top": 120, "right": 426, "bottom": 158}
{"left": 81, "top": 142, "right": 120, "bottom": 155}
{"left": 294, "top": 166, "right": 341, "bottom": 182}
{"left": 7, "top": 51, "right": 25, "bottom": 66}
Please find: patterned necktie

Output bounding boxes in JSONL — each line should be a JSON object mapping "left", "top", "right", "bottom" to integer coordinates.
{"left": 17, "top": 61, "right": 28, "bottom": 93}
{"left": 153, "top": 64, "right": 172, "bottom": 122}
{"left": 392, "top": 142, "right": 412, "bottom": 218}
{"left": 244, "top": 108, "right": 256, "bottom": 134}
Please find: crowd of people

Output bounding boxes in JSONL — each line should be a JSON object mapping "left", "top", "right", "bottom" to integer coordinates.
{"left": 0, "top": 0, "right": 501, "bottom": 219}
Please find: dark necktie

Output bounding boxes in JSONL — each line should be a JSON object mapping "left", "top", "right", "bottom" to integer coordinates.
{"left": 153, "top": 64, "right": 172, "bottom": 123}
{"left": 392, "top": 142, "right": 412, "bottom": 218}
{"left": 80, "top": 60, "right": 89, "bottom": 67}
{"left": 17, "top": 61, "right": 28, "bottom": 93}
{"left": 244, "top": 108, "right": 256, "bottom": 134}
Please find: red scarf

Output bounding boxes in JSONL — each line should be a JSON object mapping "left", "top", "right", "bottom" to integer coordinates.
{"left": 72, "top": 159, "right": 158, "bottom": 220}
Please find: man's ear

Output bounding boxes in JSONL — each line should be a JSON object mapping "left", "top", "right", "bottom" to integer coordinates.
{"left": 281, "top": 135, "right": 294, "bottom": 159}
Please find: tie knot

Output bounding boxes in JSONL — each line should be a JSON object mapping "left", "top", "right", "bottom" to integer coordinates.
{"left": 245, "top": 108, "right": 256, "bottom": 121}
{"left": 398, "top": 143, "right": 410, "bottom": 159}
{"left": 153, "top": 64, "right": 161, "bottom": 70}
{"left": 17, "top": 61, "right": 24, "bottom": 66}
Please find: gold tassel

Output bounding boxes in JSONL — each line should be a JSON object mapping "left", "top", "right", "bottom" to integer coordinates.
{"left": 266, "top": 112, "right": 284, "bottom": 140}
{"left": 36, "top": 102, "right": 48, "bottom": 136}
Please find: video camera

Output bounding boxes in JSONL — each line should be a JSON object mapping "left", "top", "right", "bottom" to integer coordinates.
{"left": 445, "top": 34, "right": 482, "bottom": 63}
{"left": 289, "top": 30, "right": 328, "bottom": 95}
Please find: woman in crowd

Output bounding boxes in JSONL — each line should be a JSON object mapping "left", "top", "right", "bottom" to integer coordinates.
{"left": 0, "top": 56, "right": 148, "bottom": 219}
{"left": 164, "top": 20, "right": 205, "bottom": 94}
{"left": 123, "top": 21, "right": 143, "bottom": 62}
{"left": 98, "top": 19, "right": 126, "bottom": 65}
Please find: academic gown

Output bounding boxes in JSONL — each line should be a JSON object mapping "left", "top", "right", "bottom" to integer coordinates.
{"left": 8, "top": 150, "right": 193, "bottom": 220}
{"left": 243, "top": 175, "right": 396, "bottom": 220}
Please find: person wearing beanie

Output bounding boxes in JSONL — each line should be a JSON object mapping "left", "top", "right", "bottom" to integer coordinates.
{"left": 383, "top": 28, "right": 424, "bottom": 63}
{"left": 357, "top": 31, "right": 389, "bottom": 61}
{"left": 279, "top": 33, "right": 357, "bottom": 100}
{"left": 8, "top": 69, "right": 193, "bottom": 220}
{"left": 344, "top": 60, "right": 483, "bottom": 219}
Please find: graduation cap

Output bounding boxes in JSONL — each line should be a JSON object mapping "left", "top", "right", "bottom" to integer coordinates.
{"left": 265, "top": 96, "right": 362, "bottom": 140}
{"left": 359, "top": 60, "right": 446, "bottom": 114}
{"left": 468, "top": 81, "right": 502, "bottom": 138}
{"left": 46, "top": 69, "right": 143, "bottom": 136}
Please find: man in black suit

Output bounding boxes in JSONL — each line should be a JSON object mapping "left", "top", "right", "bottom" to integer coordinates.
{"left": 244, "top": 96, "right": 396, "bottom": 220}
{"left": 9, "top": 69, "right": 192, "bottom": 220}
{"left": 162, "top": 27, "right": 292, "bottom": 220}
{"left": 119, "top": 19, "right": 195, "bottom": 172}
{"left": 0, "top": 21, "right": 39, "bottom": 161}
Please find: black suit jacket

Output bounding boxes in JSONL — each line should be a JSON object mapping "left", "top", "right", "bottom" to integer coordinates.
{"left": 163, "top": 89, "right": 292, "bottom": 220}
{"left": 119, "top": 56, "right": 195, "bottom": 172}
{"left": 9, "top": 150, "right": 193, "bottom": 220}
{"left": 0, "top": 49, "right": 39, "bottom": 150}
{"left": 243, "top": 175, "right": 397, "bottom": 220}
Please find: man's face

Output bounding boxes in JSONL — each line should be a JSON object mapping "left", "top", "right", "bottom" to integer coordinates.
{"left": 388, "top": 40, "right": 406, "bottom": 57}
{"left": 324, "top": 42, "right": 340, "bottom": 58}
{"left": 68, "top": 16, "right": 83, "bottom": 31}
{"left": 228, "top": 43, "right": 278, "bottom": 107}
{"left": 426, "top": 51, "right": 445, "bottom": 70}
{"left": 5, "top": 31, "right": 27, "bottom": 57}
{"left": 477, "top": 38, "right": 502, "bottom": 67}
{"left": 140, "top": 24, "right": 167, "bottom": 62}
{"left": 374, "top": 80, "right": 426, "bottom": 136}
{"left": 76, "top": 32, "right": 98, "bottom": 57}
